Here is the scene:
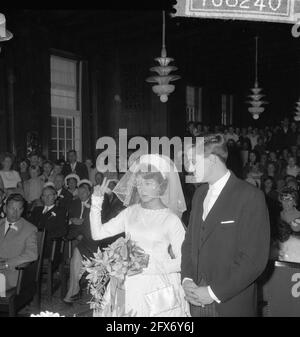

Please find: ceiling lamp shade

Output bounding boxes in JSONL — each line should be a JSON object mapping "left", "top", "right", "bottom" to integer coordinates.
{"left": 0, "top": 13, "right": 13, "bottom": 42}
{"left": 246, "top": 37, "right": 267, "bottom": 120}
{"left": 294, "top": 98, "right": 300, "bottom": 121}
{"left": 146, "top": 11, "right": 180, "bottom": 103}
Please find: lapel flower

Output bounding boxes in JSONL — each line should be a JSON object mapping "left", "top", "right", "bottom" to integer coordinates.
{"left": 51, "top": 211, "right": 56, "bottom": 217}
{"left": 59, "top": 195, "right": 64, "bottom": 199}
{"left": 85, "top": 203, "right": 91, "bottom": 209}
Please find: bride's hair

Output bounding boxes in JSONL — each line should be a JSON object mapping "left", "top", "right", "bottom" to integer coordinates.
{"left": 135, "top": 164, "right": 168, "bottom": 196}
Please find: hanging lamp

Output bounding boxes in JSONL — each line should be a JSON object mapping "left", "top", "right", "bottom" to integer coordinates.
{"left": 246, "top": 36, "right": 267, "bottom": 120}
{"left": 0, "top": 13, "right": 13, "bottom": 54}
{"left": 146, "top": 11, "right": 180, "bottom": 103}
{"left": 294, "top": 98, "right": 300, "bottom": 121}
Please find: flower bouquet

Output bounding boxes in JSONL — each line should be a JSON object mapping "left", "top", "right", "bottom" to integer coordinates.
{"left": 82, "top": 234, "right": 149, "bottom": 317}
{"left": 30, "top": 311, "right": 65, "bottom": 317}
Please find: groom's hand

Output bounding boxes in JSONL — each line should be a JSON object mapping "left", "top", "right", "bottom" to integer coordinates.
{"left": 182, "top": 279, "right": 205, "bottom": 307}
{"left": 190, "top": 286, "right": 214, "bottom": 305}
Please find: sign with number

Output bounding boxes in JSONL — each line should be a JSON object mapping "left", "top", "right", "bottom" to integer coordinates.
{"left": 174, "top": 0, "right": 300, "bottom": 24}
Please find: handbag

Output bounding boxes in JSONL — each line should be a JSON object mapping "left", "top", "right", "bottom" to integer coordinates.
{"left": 144, "top": 258, "right": 181, "bottom": 316}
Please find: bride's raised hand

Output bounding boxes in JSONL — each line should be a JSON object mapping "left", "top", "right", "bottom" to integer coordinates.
{"left": 93, "top": 177, "right": 111, "bottom": 197}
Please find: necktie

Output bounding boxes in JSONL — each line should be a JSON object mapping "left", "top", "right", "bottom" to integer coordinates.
{"left": 4, "top": 223, "right": 12, "bottom": 237}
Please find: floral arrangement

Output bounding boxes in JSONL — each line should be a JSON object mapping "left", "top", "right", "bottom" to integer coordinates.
{"left": 30, "top": 311, "right": 65, "bottom": 317}
{"left": 82, "top": 234, "right": 149, "bottom": 317}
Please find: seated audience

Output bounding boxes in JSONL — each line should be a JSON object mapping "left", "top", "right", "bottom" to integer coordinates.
{"left": 0, "top": 193, "right": 38, "bottom": 290}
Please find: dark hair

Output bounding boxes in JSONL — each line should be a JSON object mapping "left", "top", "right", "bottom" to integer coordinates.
{"left": 278, "top": 219, "right": 300, "bottom": 242}
{"left": 42, "top": 186, "right": 57, "bottom": 195}
{"left": 43, "top": 160, "right": 53, "bottom": 168}
{"left": 0, "top": 152, "right": 15, "bottom": 167}
{"left": 135, "top": 164, "right": 168, "bottom": 195}
{"left": 203, "top": 133, "right": 228, "bottom": 163}
{"left": 79, "top": 183, "right": 92, "bottom": 192}
{"left": 6, "top": 193, "right": 25, "bottom": 207}
{"left": 68, "top": 150, "right": 77, "bottom": 156}
{"left": 29, "top": 165, "right": 40, "bottom": 172}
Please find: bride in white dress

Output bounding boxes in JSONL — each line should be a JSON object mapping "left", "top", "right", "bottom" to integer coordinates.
{"left": 89, "top": 154, "right": 190, "bottom": 317}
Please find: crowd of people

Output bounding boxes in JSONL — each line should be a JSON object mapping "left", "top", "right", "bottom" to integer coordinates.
{"left": 0, "top": 149, "right": 124, "bottom": 304}
{"left": 186, "top": 118, "right": 300, "bottom": 263}
{"left": 0, "top": 116, "right": 300, "bottom": 316}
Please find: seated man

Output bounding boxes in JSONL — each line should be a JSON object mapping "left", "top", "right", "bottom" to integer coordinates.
{"left": 29, "top": 186, "right": 68, "bottom": 258}
{"left": 53, "top": 174, "right": 73, "bottom": 213}
{"left": 67, "top": 179, "right": 93, "bottom": 242}
{"left": 63, "top": 180, "right": 124, "bottom": 304}
{"left": 0, "top": 193, "right": 38, "bottom": 290}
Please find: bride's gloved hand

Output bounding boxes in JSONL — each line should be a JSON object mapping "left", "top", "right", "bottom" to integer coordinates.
{"left": 93, "top": 177, "right": 111, "bottom": 197}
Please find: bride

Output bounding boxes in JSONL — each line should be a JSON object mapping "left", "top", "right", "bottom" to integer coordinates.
{"left": 89, "top": 153, "right": 190, "bottom": 317}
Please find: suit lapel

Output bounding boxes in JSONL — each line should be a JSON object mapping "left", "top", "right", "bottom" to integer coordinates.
{"left": 200, "top": 172, "right": 238, "bottom": 248}
{"left": 0, "top": 219, "right": 6, "bottom": 241}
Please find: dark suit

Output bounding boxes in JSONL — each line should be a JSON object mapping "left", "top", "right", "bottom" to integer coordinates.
{"left": 29, "top": 205, "right": 68, "bottom": 257}
{"left": 67, "top": 198, "right": 90, "bottom": 240}
{"left": 77, "top": 193, "right": 125, "bottom": 259}
{"left": 56, "top": 188, "right": 73, "bottom": 213}
{"left": 62, "top": 161, "right": 89, "bottom": 180}
{"left": 181, "top": 172, "right": 270, "bottom": 317}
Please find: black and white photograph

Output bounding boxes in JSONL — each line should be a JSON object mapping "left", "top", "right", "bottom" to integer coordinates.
{"left": 0, "top": 0, "right": 300, "bottom": 321}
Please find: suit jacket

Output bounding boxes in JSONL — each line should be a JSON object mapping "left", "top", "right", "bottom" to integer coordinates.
{"left": 62, "top": 161, "right": 89, "bottom": 180}
{"left": 0, "top": 217, "right": 38, "bottom": 288}
{"left": 67, "top": 198, "right": 91, "bottom": 240}
{"left": 29, "top": 205, "right": 68, "bottom": 240}
{"left": 181, "top": 172, "right": 270, "bottom": 317}
{"left": 56, "top": 188, "right": 73, "bottom": 213}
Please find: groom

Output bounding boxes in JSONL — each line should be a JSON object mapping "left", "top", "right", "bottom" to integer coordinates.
{"left": 181, "top": 134, "right": 270, "bottom": 317}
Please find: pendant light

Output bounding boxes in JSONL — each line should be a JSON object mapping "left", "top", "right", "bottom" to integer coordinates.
{"left": 246, "top": 37, "right": 267, "bottom": 120}
{"left": 146, "top": 11, "right": 180, "bottom": 103}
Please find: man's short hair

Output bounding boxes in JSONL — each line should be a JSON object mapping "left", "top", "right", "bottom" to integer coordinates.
{"left": 6, "top": 193, "right": 25, "bottom": 207}
{"left": 194, "top": 133, "right": 228, "bottom": 163}
{"left": 42, "top": 186, "right": 57, "bottom": 195}
{"left": 68, "top": 149, "right": 77, "bottom": 156}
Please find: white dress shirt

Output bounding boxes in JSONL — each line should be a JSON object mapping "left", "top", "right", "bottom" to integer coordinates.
{"left": 183, "top": 170, "right": 231, "bottom": 304}
{"left": 42, "top": 204, "right": 55, "bottom": 214}
{"left": 4, "top": 219, "right": 18, "bottom": 235}
{"left": 70, "top": 162, "right": 77, "bottom": 172}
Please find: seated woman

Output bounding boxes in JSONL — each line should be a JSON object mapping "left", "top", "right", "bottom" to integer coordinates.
{"left": 270, "top": 187, "right": 300, "bottom": 262}
{"left": 23, "top": 165, "right": 44, "bottom": 214}
{"left": 64, "top": 174, "right": 80, "bottom": 198}
{"left": 0, "top": 152, "right": 23, "bottom": 194}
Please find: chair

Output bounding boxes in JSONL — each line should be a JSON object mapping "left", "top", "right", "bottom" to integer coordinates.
{"left": 260, "top": 260, "right": 300, "bottom": 317}
{"left": 0, "top": 228, "right": 46, "bottom": 316}
{"left": 42, "top": 237, "right": 65, "bottom": 301}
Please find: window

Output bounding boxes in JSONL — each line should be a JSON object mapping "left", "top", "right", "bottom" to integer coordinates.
{"left": 221, "top": 94, "right": 233, "bottom": 126}
{"left": 50, "top": 55, "right": 82, "bottom": 161}
{"left": 186, "top": 86, "right": 202, "bottom": 122}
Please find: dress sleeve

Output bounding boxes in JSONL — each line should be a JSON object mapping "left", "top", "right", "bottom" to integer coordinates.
{"left": 89, "top": 194, "right": 126, "bottom": 240}
{"left": 162, "top": 214, "right": 186, "bottom": 273}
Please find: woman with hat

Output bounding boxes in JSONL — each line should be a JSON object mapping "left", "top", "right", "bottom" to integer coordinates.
{"left": 64, "top": 173, "right": 80, "bottom": 198}
{"left": 272, "top": 187, "right": 300, "bottom": 263}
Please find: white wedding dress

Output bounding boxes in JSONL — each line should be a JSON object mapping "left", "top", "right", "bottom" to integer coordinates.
{"left": 90, "top": 195, "right": 190, "bottom": 317}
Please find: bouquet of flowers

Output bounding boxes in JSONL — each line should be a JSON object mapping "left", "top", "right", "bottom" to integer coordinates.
{"left": 82, "top": 234, "right": 149, "bottom": 317}
{"left": 30, "top": 311, "right": 65, "bottom": 317}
